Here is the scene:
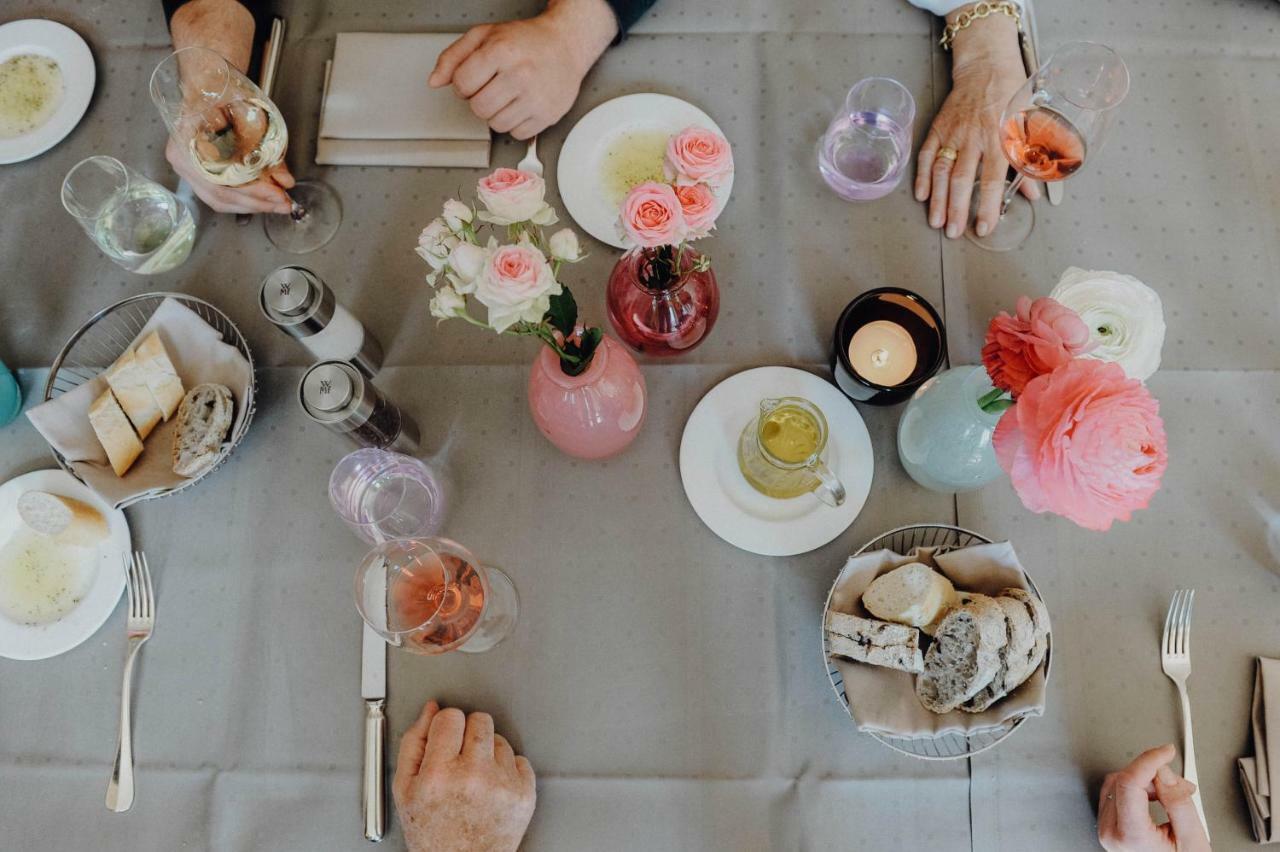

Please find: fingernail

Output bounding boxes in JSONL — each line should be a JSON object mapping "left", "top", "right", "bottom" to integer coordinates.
{"left": 915, "top": 188, "right": 926, "bottom": 202}
{"left": 930, "top": 215, "right": 942, "bottom": 228}
{"left": 946, "top": 223, "right": 960, "bottom": 239}
{"left": 976, "top": 221, "right": 989, "bottom": 237}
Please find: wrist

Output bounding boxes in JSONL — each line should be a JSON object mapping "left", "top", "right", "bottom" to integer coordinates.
{"left": 946, "top": 4, "right": 1022, "bottom": 72}
{"left": 544, "top": 0, "right": 618, "bottom": 77}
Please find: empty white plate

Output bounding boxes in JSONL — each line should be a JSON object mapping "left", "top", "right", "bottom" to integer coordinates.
{"left": 0, "top": 469, "right": 130, "bottom": 660}
{"left": 0, "top": 20, "right": 95, "bottom": 165}
{"left": 557, "top": 93, "right": 733, "bottom": 249}
{"left": 679, "top": 367, "right": 873, "bottom": 556}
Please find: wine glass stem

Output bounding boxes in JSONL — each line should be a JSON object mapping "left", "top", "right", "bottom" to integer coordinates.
{"left": 284, "top": 190, "right": 308, "bottom": 223}
{"left": 998, "top": 173, "right": 1028, "bottom": 217}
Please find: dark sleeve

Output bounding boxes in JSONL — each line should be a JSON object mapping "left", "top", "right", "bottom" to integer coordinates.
{"left": 604, "top": 0, "right": 659, "bottom": 40}
{"left": 162, "top": 0, "right": 275, "bottom": 78}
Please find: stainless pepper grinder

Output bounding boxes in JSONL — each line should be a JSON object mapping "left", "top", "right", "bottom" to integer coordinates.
{"left": 298, "top": 361, "right": 419, "bottom": 453}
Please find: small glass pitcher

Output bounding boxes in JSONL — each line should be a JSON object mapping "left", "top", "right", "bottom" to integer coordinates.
{"left": 737, "top": 397, "right": 846, "bottom": 506}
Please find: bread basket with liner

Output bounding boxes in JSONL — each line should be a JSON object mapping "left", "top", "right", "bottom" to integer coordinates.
{"left": 821, "top": 524, "right": 1052, "bottom": 760}
{"left": 41, "top": 292, "right": 256, "bottom": 508}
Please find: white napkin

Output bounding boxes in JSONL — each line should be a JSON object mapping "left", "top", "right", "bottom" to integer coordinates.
{"left": 26, "top": 299, "right": 253, "bottom": 509}
{"left": 828, "top": 541, "right": 1049, "bottom": 738}
{"left": 1239, "top": 657, "right": 1280, "bottom": 843}
{"left": 316, "top": 33, "right": 491, "bottom": 168}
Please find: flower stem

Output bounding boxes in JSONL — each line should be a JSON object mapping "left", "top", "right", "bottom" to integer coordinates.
{"left": 976, "top": 387, "right": 1005, "bottom": 408}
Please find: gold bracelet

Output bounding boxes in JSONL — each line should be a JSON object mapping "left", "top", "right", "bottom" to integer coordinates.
{"left": 939, "top": 1, "right": 1021, "bottom": 51}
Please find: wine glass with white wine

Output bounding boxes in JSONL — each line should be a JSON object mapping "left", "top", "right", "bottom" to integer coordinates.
{"left": 966, "top": 41, "right": 1129, "bottom": 252}
{"left": 149, "top": 46, "right": 341, "bottom": 253}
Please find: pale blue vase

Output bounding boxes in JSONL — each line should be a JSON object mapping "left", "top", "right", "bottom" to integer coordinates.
{"left": 0, "top": 359, "right": 21, "bottom": 428}
{"left": 897, "top": 365, "right": 1003, "bottom": 493}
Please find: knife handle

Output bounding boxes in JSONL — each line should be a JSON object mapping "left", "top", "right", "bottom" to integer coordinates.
{"left": 363, "top": 698, "right": 386, "bottom": 842}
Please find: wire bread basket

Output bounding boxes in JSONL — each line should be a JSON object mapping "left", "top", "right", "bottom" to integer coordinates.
{"left": 42, "top": 292, "right": 256, "bottom": 508}
{"left": 821, "top": 524, "right": 1052, "bottom": 760}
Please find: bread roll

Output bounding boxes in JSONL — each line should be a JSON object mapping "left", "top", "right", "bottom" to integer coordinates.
{"left": 89, "top": 389, "right": 144, "bottom": 477}
{"left": 825, "top": 610, "right": 923, "bottom": 674}
{"left": 172, "top": 383, "right": 234, "bottom": 477}
{"left": 17, "top": 491, "right": 109, "bottom": 547}
{"left": 105, "top": 350, "right": 162, "bottom": 439}
{"left": 915, "top": 593, "right": 1008, "bottom": 714}
{"left": 134, "top": 331, "right": 185, "bottom": 420}
{"left": 862, "top": 561, "right": 957, "bottom": 632}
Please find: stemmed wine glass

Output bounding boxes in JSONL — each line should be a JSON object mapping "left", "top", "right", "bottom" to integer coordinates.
{"left": 966, "top": 41, "right": 1130, "bottom": 252}
{"left": 149, "top": 46, "right": 341, "bottom": 253}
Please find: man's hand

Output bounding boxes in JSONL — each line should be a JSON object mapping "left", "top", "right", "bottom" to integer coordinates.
{"left": 428, "top": 0, "right": 618, "bottom": 140}
{"left": 165, "top": 128, "right": 294, "bottom": 215}
{"left": 915, "top": 6, "right": 1039, "bottom": 239}
{"left": 393, "top": 701, "right": 536, "bottom": 852}
{"left": 1098, "top": 744, "right": 1212, "bottom": 852}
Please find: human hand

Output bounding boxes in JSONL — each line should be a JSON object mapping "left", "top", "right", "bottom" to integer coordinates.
{"left": 428, "top": 0, "right": 618, "bottom": 140}
{"left": 393, "top": 700, "right": 537, "bottom": 852}
{"left": 915, "top": 8, "right": 1039, "bottom": 239}
{"left": 164, "top": 133, "right": 294, "bottom": 215}
{"left": 1098, "top": 744, "right": 1211, "bottom": 852}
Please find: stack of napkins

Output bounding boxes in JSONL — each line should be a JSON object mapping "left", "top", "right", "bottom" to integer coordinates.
{"left": 317, "top": 33, "right": 491, "bottom": 168}
{"left": 1241, "top": 657, "right": 1280, "bottom": 843}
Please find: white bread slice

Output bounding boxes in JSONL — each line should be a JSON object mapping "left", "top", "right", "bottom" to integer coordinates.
{"left": 89, "top": 389, "right": 144, "bottom": 477}
{"left": 825, "top": 610, "right": 923, "bottom": 674}
{"left": 961, "top": 595, "right": 1037, "bottom": 713}
{"left": 134, "top": 331, "right": 185, "bottom": 420}
{"left": 172, "top": 383, "right": 234, "bottom": 477}
{"left": 915, "top": 593, "right": 1007, "bottom": 714}
{"left": 105, "top": 350, "right": 162, "bottom": 439}
{"left": 862, "top": 561, "right": 957, "bottom": 631}
{"left": 17, "top": 491, "right": 109, "bottom": 547}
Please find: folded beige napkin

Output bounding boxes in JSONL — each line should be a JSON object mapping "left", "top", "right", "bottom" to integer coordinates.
{"left": 316, "top": 33, "right": 491, "bottom": 168}
{"left": 828, "top": 541, "right": 1049, "bottom": 738}
{"left": 26, "top": 298, "right": 253, "bottom": 509}
{"left": 1239, "top": 657, "right": 1280, "bottom": 842}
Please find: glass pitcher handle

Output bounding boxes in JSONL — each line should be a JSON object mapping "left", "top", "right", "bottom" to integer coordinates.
{"left": 809, "top": 460, "right": 847, "bottom": 508}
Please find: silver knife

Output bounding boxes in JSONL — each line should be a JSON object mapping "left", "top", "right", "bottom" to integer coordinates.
{"left": 361, "top": 621, "right": 387, "bottom": 842}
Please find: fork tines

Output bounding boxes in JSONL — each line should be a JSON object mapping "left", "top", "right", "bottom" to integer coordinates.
{"left": 124, "top": 551, "right": 154, "bottom": 624}
{"left": 1162, "top": 588, "right": 1195, "bottom": 658}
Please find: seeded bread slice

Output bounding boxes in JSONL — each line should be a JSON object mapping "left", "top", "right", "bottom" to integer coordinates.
{"left": 172, "top": 383, "right": 234, "bottom": 478}
{"left": 825, "top": 610, "right": 923, "bottom": 674}
{"left": 961, "top": 595, "right": 1037, "bottom": 713}
{"left": 1002, "top": 587, "right": 1050, "bottom": 686}
{"left": 915, "top": 593, "right": 1008, "bottom": 714}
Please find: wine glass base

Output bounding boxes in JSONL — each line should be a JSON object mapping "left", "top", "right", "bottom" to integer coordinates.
{"left": 458, "top": 565, "right": 519, "bottom": 654}
{"left": 264, "top": 179, "right": 342, "bottom": 253}
{"left": 964, "top": 192, "right": 1035, "bottom": 252}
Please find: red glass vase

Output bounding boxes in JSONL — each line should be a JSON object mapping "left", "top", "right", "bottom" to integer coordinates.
{"left": 606, "top": 247, "right": 720, "bottom": 356}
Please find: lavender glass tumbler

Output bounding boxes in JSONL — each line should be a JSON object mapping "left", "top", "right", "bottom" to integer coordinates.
{"left": 329, "top": 448, "right": 450, "bottom": 545}
{"left": 817, "top": 77, "right": 916, "bottom": 201}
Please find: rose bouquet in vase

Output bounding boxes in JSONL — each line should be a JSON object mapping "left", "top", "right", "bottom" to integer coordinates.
{"left": 417, "top": 168, "right": 646, "bottom": 460}
{"left": 606, "top": 126, "right": 733, "bottom": 356}
{"left": 898, "top": 268, "right": 1170, "bottom": 532}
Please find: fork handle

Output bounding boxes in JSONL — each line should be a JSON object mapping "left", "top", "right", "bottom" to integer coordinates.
{"left": 106, "top": 642, "right": 141, "bottom": 813}
{"left": 1176, "top": 682, "right": 1210, "bottom": 842}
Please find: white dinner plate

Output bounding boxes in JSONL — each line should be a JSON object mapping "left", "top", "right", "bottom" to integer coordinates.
{"left": 557, "top": 93, "right": 734, "bottom": 249}
{"left": 679, "top": 367, "right": 873, "bottom": 556}
{"left": 0, "top": 469, "right": 130, "bottom": 660}
{"left": 0, "top": 20, "right": 95, "bottom": 165}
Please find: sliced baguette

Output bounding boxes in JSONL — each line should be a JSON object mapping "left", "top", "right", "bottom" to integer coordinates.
{"left": 172, "top": 383, "right": 234, "bottom": 478}
{"left": 825, "top": 610, "right": 923, "bottom": 674}
{"left": 1002, "top": 587, "right": 1050, "bottom": 686}
{"left": 961, "top": 595, "right": 1037, "bottom": 713}
{"left": 915, "top": 593, "right": 1007, "bottom": 714}
{"left": 105, "top": 350, "right": 162, "bottom": 439}
{"left": 134, "top": 331, "right": 185, "bottom": 420}
{"left": 17, "top": 491, "right": 109, "bottom": 547}
{"left": 862, "top": 561, "right": 957, "bottom": 632}
{"left": 89, "top": 389, "right": 144, "bottom": 477}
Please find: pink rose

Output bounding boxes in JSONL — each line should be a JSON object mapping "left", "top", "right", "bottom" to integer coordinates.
{"left": 982, "top": 296, "right": 1092, "bottom": 397}
{"left": 664, "top": 126, "right": 734, "bottom": 187}
{"left": 476, "top": 168, "right": 552, "bottom": 225}
{"left": 474, "top": 243, "right": 561, "bottom": 333}
{"left": 674, "top": 183, "right": 717, "bottom": 237}
{"left": 620, "top": 182, "right": 687, "bottom": 249}
{"left": 994, "top": 359, "right": 1168, "bottom": 531}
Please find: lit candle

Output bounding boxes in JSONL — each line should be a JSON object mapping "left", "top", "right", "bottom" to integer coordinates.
{"left": 847, "top": 320, "right": 917, "bottom": 386}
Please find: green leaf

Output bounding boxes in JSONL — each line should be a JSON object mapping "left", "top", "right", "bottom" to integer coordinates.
{"left": 558, "top": 326, "right": 603, "bottom": 377}
{"left": 982, "top": 398, "right": 1016, "bottom": 414}
{"left": 546, "top": 288, "right": 578, "bottom": 337}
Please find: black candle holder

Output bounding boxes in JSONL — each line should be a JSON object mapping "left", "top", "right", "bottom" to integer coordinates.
{"left": 830, "top": 287, "right": 947, "bottom": 406}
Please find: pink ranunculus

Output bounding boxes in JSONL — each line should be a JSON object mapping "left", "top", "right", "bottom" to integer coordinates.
{"left": 993, "top": 359, "right": 1168, "bottom": 531}
{"left": 620, "top": 182, "right": 687, "bottom": 249}
{"left": 476, "top": 168, "right": 548, "bottom": 225}
{"left": 674, "top": 183, "right": 717, "bottom": 237}
{"left": 982, "top": 296, "right": 1092, "bottom": 397}
{"left": 664, "top": 126, "right": 734, "bottom": 188}
{"left": 474, "top": 243, "right": 561, "bottom": 333}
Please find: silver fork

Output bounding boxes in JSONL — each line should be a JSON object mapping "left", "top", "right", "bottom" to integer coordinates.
{"left": 1161, "top": 589, "right": 1209, "bottom": 841}
{"left": 517, "top": 136, "right": 542, "bottom": 177}
{"left": 106, "top": 551, "right": 156, "bottom": 813}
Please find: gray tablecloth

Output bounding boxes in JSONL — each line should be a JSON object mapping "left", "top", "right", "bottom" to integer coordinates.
{"left": 1, "top": 0, "right": 1278, "bottom": 850}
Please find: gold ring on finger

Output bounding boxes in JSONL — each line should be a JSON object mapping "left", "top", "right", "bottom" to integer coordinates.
{"left": 937, "top": 146, "right": 959, "bottom": 162}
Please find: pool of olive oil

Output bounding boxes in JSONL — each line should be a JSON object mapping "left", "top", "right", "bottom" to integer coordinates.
{"left": 0, "top": 529, "right": 91, "bottom": 625}
{"left": 0, "top": 54, "right": 64, "bottom": 138}
{"left": 601, "top": 129, "right": 670, "bottom": 205}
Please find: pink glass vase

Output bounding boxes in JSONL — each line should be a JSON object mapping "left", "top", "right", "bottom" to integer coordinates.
{"left": 606, "top": 247, "right": 720, "bottom": 356}
{"left": 527, "top": 335, "right": 647, "bottom": 459}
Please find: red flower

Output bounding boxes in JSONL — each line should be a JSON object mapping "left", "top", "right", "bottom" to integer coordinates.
{"left": 982, "top": 296, "right": 1092, "bottom": 397}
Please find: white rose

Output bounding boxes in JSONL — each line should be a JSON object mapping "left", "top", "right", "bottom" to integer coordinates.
{"left": 429, "top": 284, "right": 467, "bottom": 320}
{"left": 446, "top": 241, "right": 487, "bottom": 293}
{"left": 415, "top": 218, "right": 458, "bottom": 270}
{"left": 474, "top": 244, "right": 562, "bottom": 333}
{"left": 1050, "top": 267, "right": 1166, "bottom": 381}
{"left": 476, "top": 168, "right": 549, "bottom": 225}
{"left": 548, "top": 228, "right": 581, "bottom": 262}
{"left": 442, "top": 199, "right": 473, "bottom": 230}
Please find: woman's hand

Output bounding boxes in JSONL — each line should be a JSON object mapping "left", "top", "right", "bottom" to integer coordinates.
{"left": 1097, "top": 744, "right": 1212, "bottom": 852}
{"left": 915, "top": 8, "right": 1039, "bottom": 238}
{"left": 165, "top": 130, "right": 295, "bottom": 215}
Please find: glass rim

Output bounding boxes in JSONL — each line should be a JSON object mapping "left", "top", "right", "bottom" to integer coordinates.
{"left": 354, "top": 536, "right": 483, "bottom": 639}
{"left": 1042, "top": 41, "right": 1129, "bottom": 112}
{"left": 60, "top": 155, "right": 129, "bottom": 221}
{"left": 149, "top": 45, "right": 234, "bottom": 125}
{"left": 328, "top": 448, "right": 412, "bottom": 528}
{"left": 844, "top": 75, "right": 917, "bottom": 124}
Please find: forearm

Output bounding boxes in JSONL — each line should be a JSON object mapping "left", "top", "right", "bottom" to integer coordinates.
{"left": 544, "top": 0, "right": 618, "bottom": 73}
{"left": 169, "top": 0, "right": 256, "bottom": 72}
{"left": 946, "top": 3, "right": 1022, "bottom": 74}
